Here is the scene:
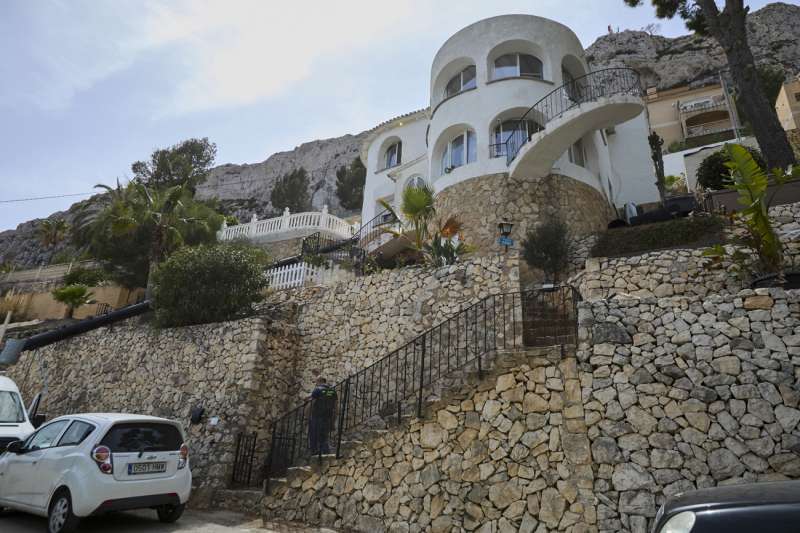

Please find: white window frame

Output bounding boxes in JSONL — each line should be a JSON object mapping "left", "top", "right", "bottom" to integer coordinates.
{"left": 444, "top": 66, "right": 477, "bottom": 100}
{"left": 492, "top": 53, "right": 543, "bottom": 81}
{"left": 383, "top": 142, "right": 402, "bottom": 170}
{"left": 440, "top": 130, "right": 477, "bottom": 175}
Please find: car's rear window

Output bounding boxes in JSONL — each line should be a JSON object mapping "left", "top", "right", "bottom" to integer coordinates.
{"left": 100, "top": 422, "right": 182, "bottom": 452}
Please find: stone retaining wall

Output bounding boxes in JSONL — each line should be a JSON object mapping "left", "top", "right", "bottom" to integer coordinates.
{"left": 274, "top": 254, "right": 519, "bottom": 399}
{"left": 578, "top": 288, "right": 800, "bottom": 532}
{"left": 5, "top": 311, "right": 299, "bottom": 490}
{"left": 263, "top": 349, "right": 596, "bottom": 533}
{"left": 575, "top": 202, "right": 800, "bottom": 301}
{"left": 435, "top": 173, "right": 614, "bottom": 285}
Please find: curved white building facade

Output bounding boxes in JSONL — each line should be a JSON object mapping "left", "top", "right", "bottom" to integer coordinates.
{"left": 360, "top": 14, "right": 659, "bottom": 250}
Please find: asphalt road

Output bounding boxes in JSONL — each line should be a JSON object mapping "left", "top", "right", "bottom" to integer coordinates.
{"left": 1, "top": 508, "right": 275, "bottom": 533}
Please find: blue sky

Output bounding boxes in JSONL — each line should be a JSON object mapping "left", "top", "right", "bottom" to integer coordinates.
{"left": 0, "top": 0, "right": 775, "bottom": 230}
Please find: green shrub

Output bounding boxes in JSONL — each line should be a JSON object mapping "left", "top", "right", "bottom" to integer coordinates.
{"left": 591, "top": 216, "right": 725, "bottom": 258}
{"left": 697, "top": 146, "right": 765, "bottom": 190}
{"left": 63, "top": 266, "right": 106, "bottom": 287}
{"left": 522, "top": 218, "right": 574, "bottom": 283}
{"left": 152, "top": 243, "right": 269, "bottom": 327}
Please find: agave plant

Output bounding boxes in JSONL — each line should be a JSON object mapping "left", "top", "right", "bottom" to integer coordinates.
{"left": 422, "top": 216, "right": 472, "bottom": 267}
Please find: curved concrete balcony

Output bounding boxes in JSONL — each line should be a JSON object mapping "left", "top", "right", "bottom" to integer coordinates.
{"left": 217, "top": 206, "right": 356, "bottom": 243}
{"left": 502, "top": 68, "right": 645, "bottom": 179}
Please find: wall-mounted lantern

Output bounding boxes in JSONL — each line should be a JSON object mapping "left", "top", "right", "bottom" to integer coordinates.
{"left": 497, "top": 221, "right": 514, "bottom": 252}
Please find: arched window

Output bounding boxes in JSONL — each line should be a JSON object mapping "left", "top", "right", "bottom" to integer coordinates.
{"left": 440, "top": 130, "right": 477, "bottom": 175}
{"left": 492, "top": 119, "right": 542, "bottom": 158}
{"left": 493, "top": 53, "right": 543, "bottom": 80}
{"left": 444, "top": 65, "right": 477, "bottom": 99}
{"left": 384, "top": 141, "right": 402, "bottom": 169}
{"left": 405, "top": 175, "right": 427, "bottom": 190}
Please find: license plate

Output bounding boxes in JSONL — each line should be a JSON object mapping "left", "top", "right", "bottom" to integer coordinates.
{"left": 128, "top": 462, "right": 167, "bottom": 475}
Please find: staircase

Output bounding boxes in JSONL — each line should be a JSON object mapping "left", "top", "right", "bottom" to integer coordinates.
{"left": 502, "top": 67, "right": 645, "bottom": 179}
{"left": 230, "top": 286, "right": 580, "bottom": 491}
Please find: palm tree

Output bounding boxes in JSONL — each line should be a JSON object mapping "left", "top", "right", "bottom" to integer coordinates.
{"left": 37, "top": 218, "right": 69, "bottom": 248}
{"left": 105, "top": 182, "right": 210, "bottom": 294}
{"left": 379, "top": 184, "right": 437, "bottom": 251}
{"left": 51, "top": 284, "right": 94, "bottom": 319}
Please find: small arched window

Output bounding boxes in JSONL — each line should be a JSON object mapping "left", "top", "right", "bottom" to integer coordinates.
{"left": 405, "top": 175, "right": 427, "bottom": 190}
{"left": 444, "top": 66, "right": 477, "bottom": 99}
{"left": 384, "top": 141, "right": 402, "bottom": 169}
{"left": 492, "top": 120, "right": 542, "bottom": 158}
{"left": 493, "top": 53, "right": 543, "bottom": 80}
{"left": 440, "top": 130, "right": 477, "bottom": 175}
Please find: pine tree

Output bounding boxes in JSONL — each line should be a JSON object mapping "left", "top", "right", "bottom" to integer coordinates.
{"left": 335, "top": 158, "right": 366, "bottom": 211}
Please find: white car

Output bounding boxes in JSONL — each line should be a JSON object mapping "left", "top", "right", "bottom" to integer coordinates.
{"left": 0, "top": 413, "right": 191, "bottom": 533}
{"left": 0, "top": 375, "right": 37, "bottom": 449}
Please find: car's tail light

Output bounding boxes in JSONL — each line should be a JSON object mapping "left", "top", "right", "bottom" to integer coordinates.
{"left": 178, "top": 443, "right": 189, "bottom": 469}
{"left": 91, "top": 445, "right": 113, "bottom": 474}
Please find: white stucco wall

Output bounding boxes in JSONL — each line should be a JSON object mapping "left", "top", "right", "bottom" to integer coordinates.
{"left": 606, "top": 113, "right": 660, "bottom": 205}
{"left": 361, "top": 117, "right": 429, "bottom": 223}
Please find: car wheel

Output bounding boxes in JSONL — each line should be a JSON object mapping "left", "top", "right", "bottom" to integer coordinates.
{"left": 156, "top": 503, "right": 185, "bottom": 523}
{"left": 48, "top": 490, "right": 80, "bottom": 533}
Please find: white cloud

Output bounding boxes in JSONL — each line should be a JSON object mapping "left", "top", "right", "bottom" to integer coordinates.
{"left": 138, "top": 0, "right": 427, "bottom": 115}
{"left": 1, "top": 0, "right": 426, "bottom": 114}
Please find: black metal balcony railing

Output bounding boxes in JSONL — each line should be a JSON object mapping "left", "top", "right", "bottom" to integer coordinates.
{"left": 242, "top": 286, "right": 579, "bottom": 489}
{"left": 503, "top": 67, "right": 643, "bottom": 164}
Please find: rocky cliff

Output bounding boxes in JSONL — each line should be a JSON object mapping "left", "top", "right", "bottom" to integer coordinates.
{"left": 195, "top": 131, "right": 369, "bottom": 221}
{"left": 586, "top": 2, "right": 800, "bottom": 90}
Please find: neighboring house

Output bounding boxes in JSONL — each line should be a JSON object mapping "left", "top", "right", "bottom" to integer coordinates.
{"left": 776, "top": 75, "right": 800, "bottom": 131}
{"left": 360, "top": 15, "right": 659, "bottom": 256}
{"left": 646, "top": 83, "right": 741, "bottom": 151}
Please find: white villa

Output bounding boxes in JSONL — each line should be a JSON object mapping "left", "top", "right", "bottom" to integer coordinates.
{"left": 220, "top": 14, "right": 663, "bottom": 278}
{"left": 359, "top": 15, "right": 659, "bottom": 254}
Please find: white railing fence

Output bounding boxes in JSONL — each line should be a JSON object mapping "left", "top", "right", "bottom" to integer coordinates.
{"left": 218, "top": 206, "right": 357, "bottom": 242}
{"left": 266, "top": 261, "right": 352, "bottom": 291}
{"left": 2, "top": 260, "right": 99, "bottom": 284}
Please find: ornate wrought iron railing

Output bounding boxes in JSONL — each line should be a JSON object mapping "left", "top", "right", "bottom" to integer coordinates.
{"left": 254, "top": 286, "right": 579, "bottom": 488}
{"left": 503, "top": 67, "right": 643, "bottom": 164}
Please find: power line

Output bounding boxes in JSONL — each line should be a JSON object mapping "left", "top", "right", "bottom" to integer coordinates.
{"left": 0, "top": 192, "right": 94, "bottom": 204}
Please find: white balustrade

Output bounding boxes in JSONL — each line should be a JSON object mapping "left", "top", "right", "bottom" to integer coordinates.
{"left": 266, "top": 261, "right": 353, "bottom": 290}
{"left": 217, "top": 207, "right": 355, "bottom": 243}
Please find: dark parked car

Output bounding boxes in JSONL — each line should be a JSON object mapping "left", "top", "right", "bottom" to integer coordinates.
{"left": 652, "top": 480, "right": 800, "bottom": 532}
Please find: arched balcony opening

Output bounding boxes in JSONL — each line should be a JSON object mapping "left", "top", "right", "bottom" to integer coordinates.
{"left": 432, "top": 57, "right": 478, "bottom": 109}
{"left": 489, "top": 107, "right": 546, "bottom": 159}
{"left": 486, "top": 39, "right": 548, "bottom": 82}
{"left": 433, "top": 125, "right": 478, "bottom": 178}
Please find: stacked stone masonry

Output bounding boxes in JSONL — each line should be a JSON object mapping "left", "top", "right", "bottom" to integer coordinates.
{"left": 576, "top": 202, "right": 800, "bottom": 301}
{"left": 274, "top": 254, "right": 519, "bottom": 398}
{"left": 579, "top": 288, "right": 800, "bottom": 532}
{"left": 434, "top": 173, "right": 614, "bottom": 285}
{"left": 5, "top": 313, "right": 298, "bottom": 490}
{"left": 5, "top": 255, "right": 518, "bottom": 492}
{"left": 263, "top": 349, "right": 596, "bottom": 533}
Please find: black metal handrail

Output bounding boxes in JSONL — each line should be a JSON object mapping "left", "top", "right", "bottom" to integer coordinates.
{"left": 260, "top": 286, "right": 580, "bottom": 486}
{"left": 503, "top": 67, "right": 643, "bottom": 164}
